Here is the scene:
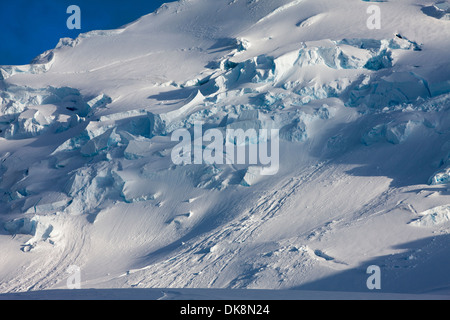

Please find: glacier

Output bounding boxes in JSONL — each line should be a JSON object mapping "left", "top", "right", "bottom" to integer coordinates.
{"left": 0, "top": 0, "right": 450, "bottom": 299}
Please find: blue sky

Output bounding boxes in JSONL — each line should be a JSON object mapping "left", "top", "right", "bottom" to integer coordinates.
{"left": 0, "top": 0, "right": 168, "bottom": 65}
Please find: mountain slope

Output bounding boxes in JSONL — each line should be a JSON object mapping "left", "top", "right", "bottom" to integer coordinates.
{"left": 0, "top": 0, "right": 450, "bottom": 296}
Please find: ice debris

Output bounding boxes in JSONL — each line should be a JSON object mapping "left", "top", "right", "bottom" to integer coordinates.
{"left": 362, "top": 120, "right": 419, "bottom": 145}
{"left": 3, "top": 215, "right": 55, "bottom": 251}
{"left": 410, "top": 205, "right": 450, "bottom": 227}
{"left": 0, "top": 85, "right": 111, "bottom": 139}
{"left": 422, "top": 2, "right": 450, "bottom": 20}
{"left": 429, "top": 167, "right": 450, "bottom": 185}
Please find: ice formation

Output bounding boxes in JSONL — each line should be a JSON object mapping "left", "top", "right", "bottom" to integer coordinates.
{"left": 1, "top": 0, "right": 450, "bottom": 296}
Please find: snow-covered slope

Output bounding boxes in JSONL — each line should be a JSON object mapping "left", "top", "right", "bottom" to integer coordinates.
{"left": 1, "top": 0, "right": 450, "bottom": 297}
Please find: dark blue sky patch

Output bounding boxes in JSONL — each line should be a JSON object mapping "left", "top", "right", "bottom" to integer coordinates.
{"left": 0, "top": 0, "right": 167, "bottom": 65}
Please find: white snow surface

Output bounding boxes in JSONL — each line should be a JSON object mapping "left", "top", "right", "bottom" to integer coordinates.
{"left": 1, "top": 0, "right": 450, "bottom": 299}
